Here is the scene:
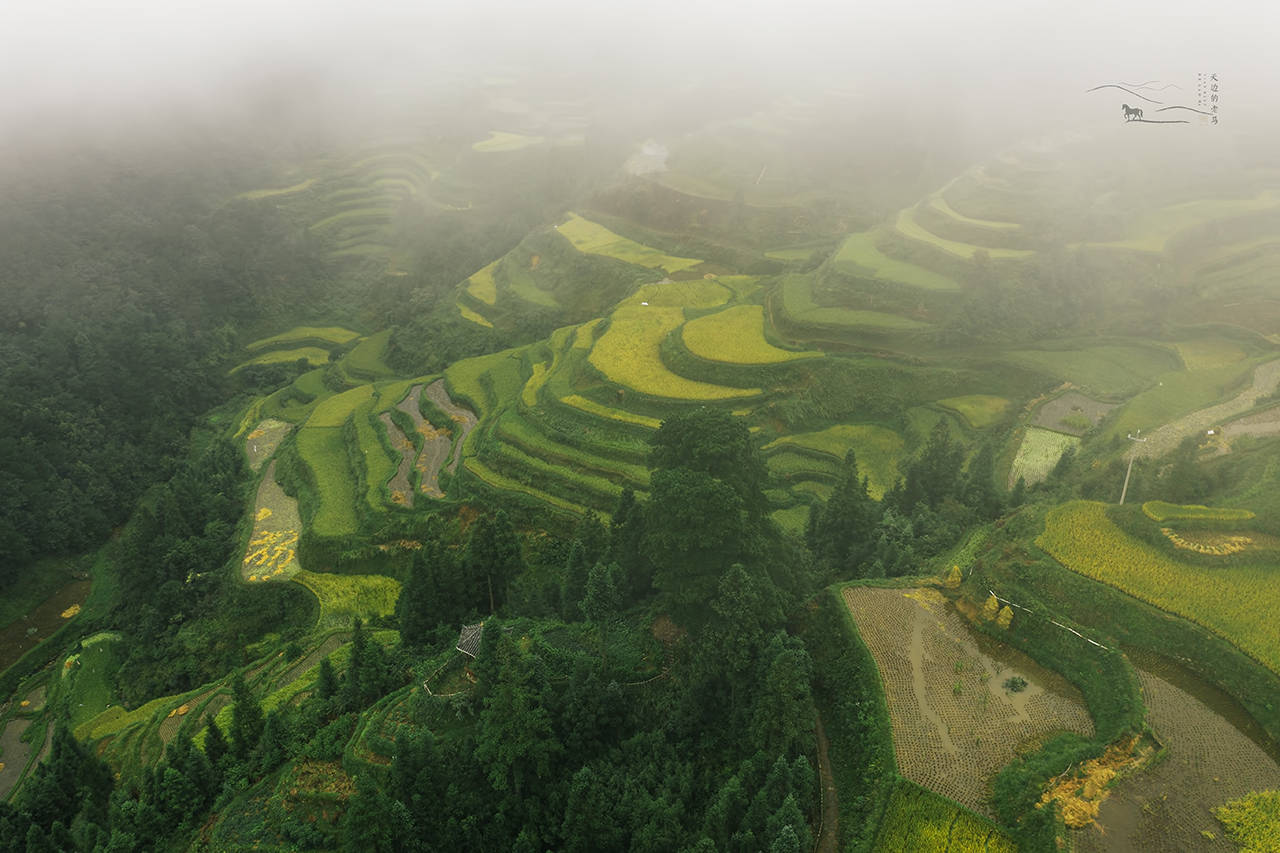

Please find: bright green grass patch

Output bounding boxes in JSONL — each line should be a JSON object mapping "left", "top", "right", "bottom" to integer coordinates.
{"left": 559, "top": 395, "right": 661, "bottom": 429}
{"left": 1142, "top": 501, "right": 1255, "bottom": 523}
{"left": 770, "top": 505, "right": 810, "bottom": 535}
{"left": 682, "top": 305, "right": 820, "bottom": 364}
{"left": 1039, "top": 501, "right": 1280, "bottom": 674}
{"left": 874, "top": 780, "right": 1016, "bottom": 853}
{"left": 472, "top": 131, "right": 545, "bottom": 152}
{"left": 557, "top": 213, "right": 703, "bottom": 272}
{"left": 1215, "top": 789, "right": 1280, "bottom": 852}
{"left": 1009, "top": 427, "right": 1078, "bottom": 487}
{"left": 247, "top": 326, "right": 360, "bottom": 352}
{"left": 341, "top": 329, "right": 395, "bottom": 380}
{"left": 764, "top": 425, "right": 903, "bottom": 499}
{"left": 927, "top": 194, "right": 1021, "bottom": 231}
{"left": 589, "top": 285, "right": 758, "bottom": 400}
{"left": 832, "top": 231, "right": 961, "bottom": 291}
{"left": 292, "top": 570, "right": 401, "bottom": 631}
{"left": 466, "top": 261, "right": 498, "bottom": 306}
{"left": 1174, "top": 337, "right": 1248, "bottom": 370}
{"left": 307, "top": 385, "right": 375, "bottom": 428}
{"left": 1086, "top": 192, "right": 1280, "bottom": 252}
{"left": 232, "top": 346, "right": 330, "bottom": 374}
{"left": 238, "top": 178, "right": 317, "bottom": 200}
{"left": 63, "top": 634, "right": 122, "bottom": 730}
{"left": 353, "top": 405, "right": 397, "bottom": 512}
{"left": 464, "top": 457, "right": 592, "bottom": 517}
{"left": 295, "top": 428, "right": 360, "bottom": 536}
{"left": 1005, "top": 344, "right": 1181, "bottom": 396}
{"left": 779, "top": 275, "right": 930, "bottom": 330}
{"left": 1105, "top": 362, "right": 1256, "bottom": 440}
{"left": 894, "top": 206, "right": 1033, "bottom": 259}
{"left": 938, "top": 395, "right": 1010, "bottom": 428}
{"left": 457, "top": 300, "right": 494, "bottom": 328}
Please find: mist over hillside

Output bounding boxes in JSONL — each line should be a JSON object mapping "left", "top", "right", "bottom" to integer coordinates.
{"left": 3, "top": 2, "right": 1280, "bottom": 852}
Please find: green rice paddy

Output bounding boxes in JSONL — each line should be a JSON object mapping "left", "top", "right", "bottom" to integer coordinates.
{"left": 472, "top": 131, "right": 545, "bottom": 152}
{"left": 832, "top": 231, "right": 960, "bottom": 291}
{"left": 778, "top": 275, "right": 931, "bottom": 330}
{"left": 556, "top": 213, "right": 703, "bottom": 272}
{"left": 764, "top": 424, "right": 903, "bottom": 498}
{"left": 231, "top": 347, "right": 330, "bottom": 373}
{"left": 247, "top": 326, "right": 360, "bottom": 352}
{"left": 681, "top": 305, "right": 820, "bottom": 364}
{"left": 937, "top": 395, "right": 1010, "bottom": 428}
{"left": 295, "top": 428, "right": 360, "bottom": 536}
{"left": 894, "top": 207, "right": 1033, "bottom": 259}
{"left": 1008, "top": 427, "right": 1078, "bottom": 487}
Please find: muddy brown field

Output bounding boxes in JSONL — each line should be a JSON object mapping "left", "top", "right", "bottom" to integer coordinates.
{"left": 0, "top": 579, "right": 91, "bottom": 673}
{"left": 1075, "top": 658, "right": 1280, "bottom": 853}
{"left": 424, "top": 378, "right": 477, "bottom": 476}
{"left": 843, "top": 586, "right": 1093, "bottom": 816}
{"left": 379, "top": 412, "right": 417, "bottom": 507}
{"left": 1031, "top": 391, "right": 1117, "bottom": 436}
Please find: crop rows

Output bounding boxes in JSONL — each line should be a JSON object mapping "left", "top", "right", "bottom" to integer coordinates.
{"left": 1142, "top": 500, "right": 1255, "bottom": 524}
{"left": 874, "top": 780, "right": 1016, "bottom": 852}
{"left": 1038, "top": 501, "right": 1280, "bottom": 674}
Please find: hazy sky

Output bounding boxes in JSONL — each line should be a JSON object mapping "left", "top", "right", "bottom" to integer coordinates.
{"left": 1, "top": 0, "right": 1276, "bottom": 136}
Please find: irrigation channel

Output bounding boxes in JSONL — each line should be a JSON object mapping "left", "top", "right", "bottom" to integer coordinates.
{"left": 1075, "top": 650, "right": 1280, "bottom": 853}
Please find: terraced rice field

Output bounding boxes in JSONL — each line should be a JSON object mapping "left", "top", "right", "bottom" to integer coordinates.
{"left": 424, "top": 379, "right": 476, "bottom": 476}
{"left": 927, "top": 194, "right": 1021, "bottom": 231}
{"left": 232, "top": 346, "right": 330, "bottom": 373}
{"left": 472, "top": 131, "right": 545, "bottom": 152}
{"left": 458, "top": 300, "right": 494, "bottom": 327}
{"left": 1076, "top": 660, "right": 1280, "bottom": 853}
{"left": 1008, "top": 427, "right": 1078, "bottom": 487}
{"left": 764, "top": 424, "right": 903, "bottom": 499}
{"left": 893, "top": 207, "right": 1033, "bottom": 259}
{"left": 1005, "top": 344, "right": 1180, "bottom": 397}
{"left": 379, "top": 413, "right": 416, "bottom": 507}
{"left": 556, "top": 213, "right": 702, "bottom": 272}
{"left": 466, "top": 261, "right": 498, "bottom": 305}
{"left": 558, "top": 395, "right": 662, "bottom": 429}
{"left": 244, "top": 419, "right": 292, "bottom": 471}
{"left": 832, "top": 231, "right": 961, "bottom": 291}
{"left": 393, "top": 384, "right": 449, "bottom": 499}
{"left": 843, "top": 586, "right": 1092, "bottom": 816}
{"left": 242, "top": 461, "right": 302, "bottom": 583}
{"left": 247, "top": 326, "right": 360, "bottom": 352}
{"left": 1038, "top": 501, "right": 1280, "bottom": 674}
{"left": 589, "top": 282, "right": 760, "bottom": 400}
{"left": 1174, "top": 338, "right": 1248, "bottom": 371}
{"left": 777, "top": 275, "right": 931, "bottom": 332}
{"left": 938, "top": 396, "right": 1010, "bottom": 429}
{"left": 681, "top": 305, "right": 820, "bottom": 364}
{"left": 237, "top": 178, "right": 318, "bottom": 200}
{"left": 295, "top": 428, "right": 359, "bottom": 537}
{"left": 1085, "top": 192, "right": 1280, "bottom": 253}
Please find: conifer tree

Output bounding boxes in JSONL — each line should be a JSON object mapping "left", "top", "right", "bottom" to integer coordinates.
{"left": 229, "top": 671, "right": 263, "bottom": 762}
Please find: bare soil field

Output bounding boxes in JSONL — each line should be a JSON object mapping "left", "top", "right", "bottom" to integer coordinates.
{"left": 244, "top": 419, "right": 292, "bottom": 471}
{"left": 0, "top": 717, "right": 31, "bottom": 799}
{"left": 397, "top": 384, "right": 452, "bottom": 499}
{"left": 379, "top": 412, "right": 416, "bottom": 507}
{"left": 1219, "top": 403, "right": 1280, "bottom": 447}
{"left": 1031, "top": 392, "right": 1117, "bottom": 436}
{"left": 1076, "top": 658, "right": 1280, "bottom": 853}
{"left": 843, "top": 586, "right": 1093, "bottom": 816}
{"left": 424, "top": 378, "right": 477, "bottom": 477}
{"left": 241, "top": 461, "right": 301, "bottom": 583}
{"left": 0, "top": 579, "right": 91, "bottom": 673}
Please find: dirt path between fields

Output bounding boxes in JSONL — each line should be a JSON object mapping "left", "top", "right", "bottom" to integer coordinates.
{"left": 1135, "top": 358, "right": 1280, "bottom": 459}
{"left": 815, "top": 714, "right": 839, "bottom": 853}
{"left": 423, "top": 378, "right": 478, "bottom": 477}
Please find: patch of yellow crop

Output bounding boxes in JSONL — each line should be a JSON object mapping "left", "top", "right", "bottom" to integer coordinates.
{"left": 557, "top": 212, "right": 703, "bottom": 272}
{"left": 681, "top": 305, "right": 820, "bottom": 364}
{"left": 466, "top": 261, "right": 498, "bottom": 306}
{"left": 457, "top": 300, "right": 493, "bottom": 328}
{"left": 588, "top": 285, "right": 758, "bottom": 400}
{"left": 559, "top": 395, "right": 661, "bottom": 428}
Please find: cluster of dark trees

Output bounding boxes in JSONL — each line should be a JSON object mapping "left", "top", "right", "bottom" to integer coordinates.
{"left": 807, "top": 422, "right": 1006, "bottom": 579}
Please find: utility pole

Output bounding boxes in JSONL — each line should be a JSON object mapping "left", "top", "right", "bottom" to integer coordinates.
{"left": 1118, "top": 429, "right": 1148, "bottom": 504}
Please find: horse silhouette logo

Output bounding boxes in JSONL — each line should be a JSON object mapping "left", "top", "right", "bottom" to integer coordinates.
{"left": 1121, "top": 104, "right": 1143, "bottom": 121}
